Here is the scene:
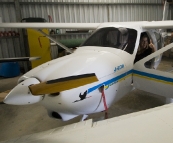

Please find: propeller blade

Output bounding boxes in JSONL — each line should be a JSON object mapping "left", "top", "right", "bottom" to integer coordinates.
{"left": 0, "top": 90, "right": 11, "bottom": 103}
{"left": 29, "top": 73, "right": 98, "bottom": 95}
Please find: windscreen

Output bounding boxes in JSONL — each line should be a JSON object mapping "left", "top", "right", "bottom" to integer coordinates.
{"left": 81, "top": 27, "right": 137, "bottom": 54}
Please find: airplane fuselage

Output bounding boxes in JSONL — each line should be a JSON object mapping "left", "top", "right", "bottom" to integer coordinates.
{"left": 40, "top": 46, "right": 134, "bottom": 120}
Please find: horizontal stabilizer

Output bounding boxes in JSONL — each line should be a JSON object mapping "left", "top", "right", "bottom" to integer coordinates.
{"left": 0, "top": 57, "right": 40, "bottom": 63}
{"left": 29, "top": 73, "right": 98, "bottom": 95}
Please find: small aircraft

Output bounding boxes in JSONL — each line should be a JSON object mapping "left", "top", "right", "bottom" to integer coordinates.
{"left": 0, "top": 1, "right": 173, "bottom": 122}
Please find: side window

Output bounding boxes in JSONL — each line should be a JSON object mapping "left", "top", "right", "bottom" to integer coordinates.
{"left": 134, "top": 32, "right": 159, "bottom": 69}
{"left": 134, "top": 32, "right": 152, "bottom": 65}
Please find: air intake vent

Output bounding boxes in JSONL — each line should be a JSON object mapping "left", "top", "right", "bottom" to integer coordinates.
{"left": 52, "top": 112, "right": 62, "bottom": 119}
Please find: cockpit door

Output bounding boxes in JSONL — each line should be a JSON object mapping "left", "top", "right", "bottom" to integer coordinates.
{"left": 147, "top": 30, "right": 163, "bottom": 69}
{"left": 133, "top": 43, "right": 173, "bottom": 98}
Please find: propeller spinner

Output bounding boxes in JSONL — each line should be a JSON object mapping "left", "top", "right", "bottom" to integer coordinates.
{"left": 3, "top": 78, "right": 43, "bottom": 105}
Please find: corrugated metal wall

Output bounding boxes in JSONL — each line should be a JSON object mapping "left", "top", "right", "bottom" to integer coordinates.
{"left": 19, "top": 0, "right": 167, "bottom": 23}
{"left": 0, "top": 0, "right": 171, "bottom": 71}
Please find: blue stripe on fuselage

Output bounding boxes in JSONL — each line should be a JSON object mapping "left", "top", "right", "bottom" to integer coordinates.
{"left": 87, "top": 70, "right": 133, "bottom": 94}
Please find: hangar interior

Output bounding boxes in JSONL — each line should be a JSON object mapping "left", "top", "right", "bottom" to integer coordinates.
{"left": 0, "top": 0, "right": 173, "bottom": 142}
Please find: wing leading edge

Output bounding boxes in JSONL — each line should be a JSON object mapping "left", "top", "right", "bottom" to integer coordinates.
{"left": 142, "top": 20, "right": 173, "bottom": 29}
{"left": 1, "top": 21, "right": 173, "bottom": 30}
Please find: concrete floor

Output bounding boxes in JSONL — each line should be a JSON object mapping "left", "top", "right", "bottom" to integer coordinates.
{"left": 0, "top": 56, "right": 172, "bottom": 142}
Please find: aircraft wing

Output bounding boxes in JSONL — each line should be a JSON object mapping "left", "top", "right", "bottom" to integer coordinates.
{"left": 1, "top": 21, "right": 173, "bottom": 30}
{"left": 0, "top": 23, "right": 100, "bottom": 29}
{"left": 0, "top": 57, "right": 40, "bottom": 63}
{"left": 1, "top": 103, "right": 173, "bottom": 143}
{"left": 142, "top": 20, "right": 173, "bottom": 29}
{"left": 133, "top": 43, "right": 173, "bottom": 98}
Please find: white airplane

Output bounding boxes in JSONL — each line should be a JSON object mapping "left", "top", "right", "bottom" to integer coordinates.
{"left": 0, "top": 1, "right": 173, "bottom": 122}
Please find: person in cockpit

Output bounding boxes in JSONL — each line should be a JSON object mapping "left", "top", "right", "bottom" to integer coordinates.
{"left": 134, "top": 33, "right": 156, "bottom": 63}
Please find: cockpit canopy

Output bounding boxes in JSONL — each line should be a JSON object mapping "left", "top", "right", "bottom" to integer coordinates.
{"left": 81, "top": 27, "right": 137, "bottom": 54}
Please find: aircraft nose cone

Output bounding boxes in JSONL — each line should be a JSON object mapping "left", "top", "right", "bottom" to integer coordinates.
{"left": 4, "top": 78, "right": 43, "bottom": 105}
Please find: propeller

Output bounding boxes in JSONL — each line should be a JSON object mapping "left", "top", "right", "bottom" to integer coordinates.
{"left": 2, "top": 73, "right": 98, "bottom": 105}
{"left": 29, "top": 73, "right": 98, "bottom": 95}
